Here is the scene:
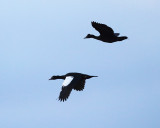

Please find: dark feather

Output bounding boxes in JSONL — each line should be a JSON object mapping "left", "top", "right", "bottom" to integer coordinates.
{"left": 91, "top": 21, "right": 114, "bottom": 36}
{"left": 59, "top": 86, "right": 72, "bottom": 102}
{"left": 50, "top": 72, "right": 98, "bottom": 102}
{"left": 73, "top": 79, "right": 85, "bottom": 91}
{"left": 58, "top": 74, "right": 82, "bottom": 101}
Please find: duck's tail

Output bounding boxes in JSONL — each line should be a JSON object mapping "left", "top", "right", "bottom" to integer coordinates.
{"left": 86, "top": 75, "right": 98, "bottom": 79}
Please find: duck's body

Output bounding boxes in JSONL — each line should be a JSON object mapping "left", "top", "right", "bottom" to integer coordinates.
{"left": 49, "top": 72, "right": 97, "bottom": 102}
{"left": 85, "top": 21, "right": 128, "bottom": 43}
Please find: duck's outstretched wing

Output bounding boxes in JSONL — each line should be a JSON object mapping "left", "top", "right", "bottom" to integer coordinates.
{"left": 58, "top": 76, "right": 74, "bottom": 102}
{"left": 73, "top": 79, "right": 86, "bottom": 91}
{"left": 59, "top": 86, "right": 73, "bottom": 102}
{"left": 91, "top": 21, "right": 114, "bottom": 36}
{"left": 58, "top": 76, "right": 81, "bottom": 101}
{"left": 73, "top": 74, "right": 97, "bottom": 91}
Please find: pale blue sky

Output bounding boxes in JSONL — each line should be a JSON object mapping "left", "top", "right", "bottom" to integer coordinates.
{"left": 0, "top": 0, "right": 160, "bottom": 128}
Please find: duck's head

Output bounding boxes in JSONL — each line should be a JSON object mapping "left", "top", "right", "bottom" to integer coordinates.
{"left": 49, "top": 76, "right": 57, "bottom": 80}
{"left": 49, "top": 75, "right": 65, "bottom": 80}
{"left": 84, "top": 34, "right": 95, "bottom": 39}
{"left": 49, "top": 76, "right": 59, "bottom": 80}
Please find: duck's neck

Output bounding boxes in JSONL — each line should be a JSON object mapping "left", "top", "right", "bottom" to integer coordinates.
{"left": 88, "top": 34, "right": 99, "bottom": 40}
{"left": 91, "top": 34, "right": 98, "bottom": 38}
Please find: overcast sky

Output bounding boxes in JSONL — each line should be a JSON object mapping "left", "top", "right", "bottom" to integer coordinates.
{"left": 0, "top": 0, "right": 160, "bottom": 128}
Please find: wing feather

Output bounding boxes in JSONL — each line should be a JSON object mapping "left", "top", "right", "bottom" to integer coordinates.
{"left": 91, "top": 21, "right": 114, "bottom": 36}
{"left": 58, "top": 75, "right": 82, "bottom": 101}
{"left": 59, "top": 86, "right": 72, "bottom": 102}
{"left": 73, "top": 79, "right": 85, "bottom": 91}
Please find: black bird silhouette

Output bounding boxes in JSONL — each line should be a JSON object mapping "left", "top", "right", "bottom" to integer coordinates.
{"left": 84, "top": 21, "right": 128, "bottom": 43}
{"left": 49, "top": 72, "right": 98, "bottom": 102}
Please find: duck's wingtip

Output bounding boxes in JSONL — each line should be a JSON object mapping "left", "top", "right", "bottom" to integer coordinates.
{"left": 91, "top": 21, "right": 96, "bottom": 24}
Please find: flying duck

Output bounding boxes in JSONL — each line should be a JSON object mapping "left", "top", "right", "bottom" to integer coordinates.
{"left": 49, "top": 72, "right": 98, "bottom": 102}
{"left": 84, "top": 21, "right": 128, "bottom": 43}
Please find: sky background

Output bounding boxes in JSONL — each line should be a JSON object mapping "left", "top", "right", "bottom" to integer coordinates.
{"left": 0, "top": 0, "right": 160, "bottom": 128}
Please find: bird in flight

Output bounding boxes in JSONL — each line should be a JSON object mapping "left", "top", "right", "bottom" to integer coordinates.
{"left": 84, "top": 21, "right": 128, "bottom": 43}
{"left": 49, "top": 72, "right": 98, "bottom": 102}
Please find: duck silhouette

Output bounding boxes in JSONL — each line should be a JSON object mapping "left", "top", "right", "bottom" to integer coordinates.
{"left": 49, "top": 72, "right": 98, "bottom": 102}
{"left": 84, "top": 21, "right": 128, "bottom": 43}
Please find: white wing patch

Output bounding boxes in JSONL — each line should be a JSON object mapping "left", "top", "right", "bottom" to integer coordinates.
{"left": 62, "top": 76, "right": 74, "bottom": 87}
